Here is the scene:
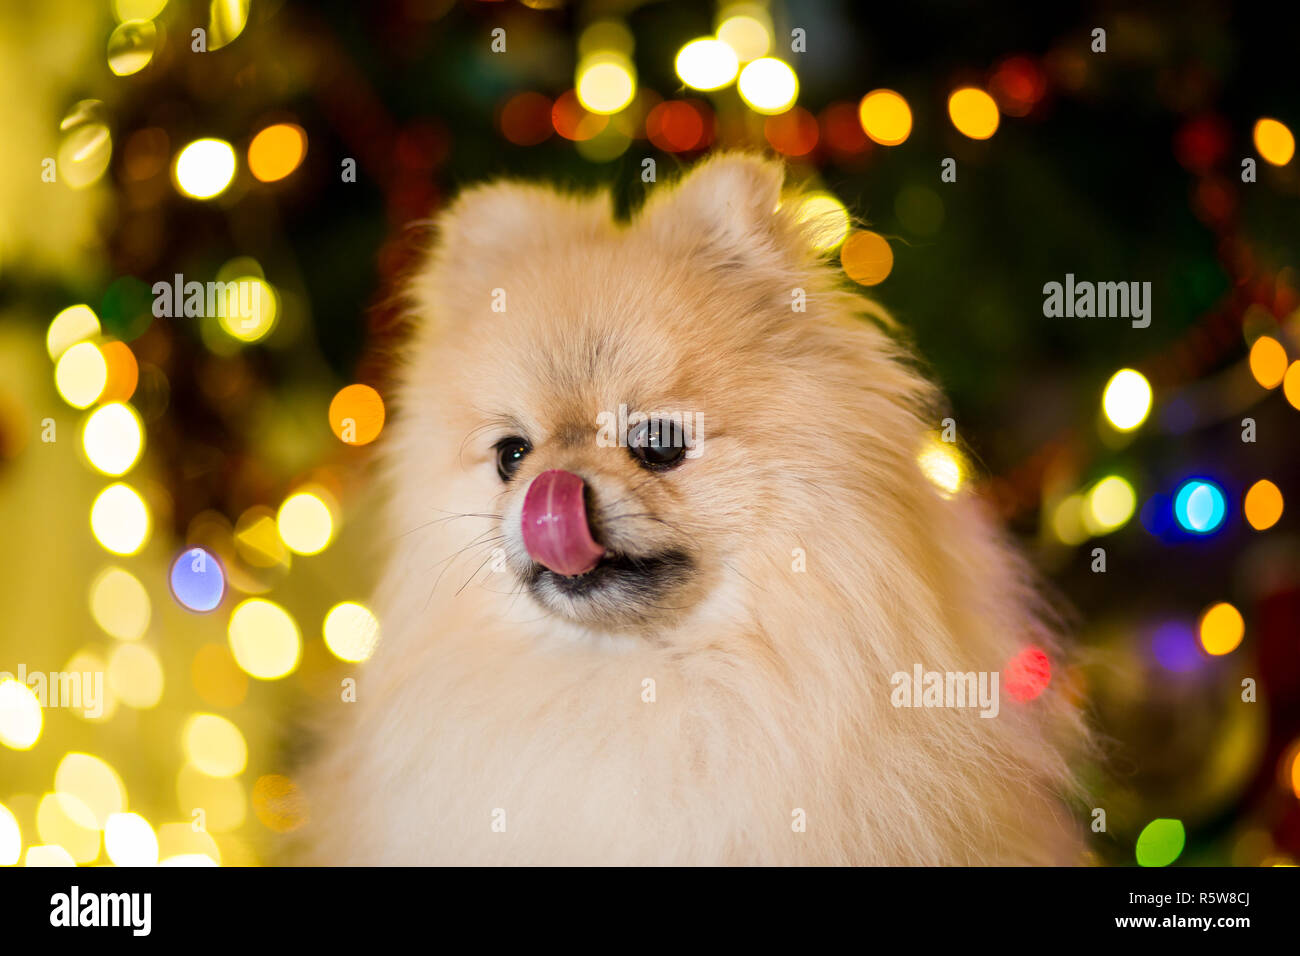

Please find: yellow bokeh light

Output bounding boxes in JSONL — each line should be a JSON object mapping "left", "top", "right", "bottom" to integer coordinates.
{"left": 228, "top": 598, "right": 301, "bottom": 680}
{"left": 113, "top": 0, "right": 168, "bottom": 20}
{"left": 82, "top": 402, "right": 144, "bottom": 476}
{"left": 24, "top": 844, "right": 77, "bottom": 867}
{"left": 107, "top": 18, "right": 158, "bottom": 76}
{"left": 737, "top": 57, "right": 798, "bottom": 114}
{"left": 65, "top": 649, "right": 117, "bottom": 723}
{"left": 0, "top": 803, "right": 20, "bottom": 865}
{"left": 841, "top": 230, "right": 894, "bottom": 286}
{"left": 859, "top": 89, "right": 912, "bottom": 146}
{"left": 577, "top": 20, "right": 634, "bottom": 59}
{"left": 55, "top": 753, "right": 126, "bottom": 828}
{"left": 46, "top": 304, "right": 100, "bottom": 360}
{"left": 90, "top": 482, "right": 151, "bottom": 556}
{"left": 184, "top": 713, "right": 248, "bottom": 777}
{"left": 157, "top": 822, "right": 221, "bottom": 866}
{"left": 55, "top": 341, "right": 107, "bottom": 409}
{"left": 176, "top": 765, "right": 246, "bottom": 832}
{"left": 793, "top": 192, "right": 850, "bottom": 252}
{"left": 90, "top": 566, "right": 151, "bottom": 640}
{"left": 1102, "top": 368, "right": 1152, "bottom": 431}
{"left": 717, "top": 13, "right": 771, "bottom": 63}
{"left": 576, "top": 56, "right": 636, "bottom": 115}
{"left": 277, "top": 490, "right": 335, "bottom": 555}
{"left": 216, "top": 277, "right": 277, "bottom": 342}
{"left": 675, "top": 38, "right": 739, "bottom": 91}
{"left": 1084, "top": 476, "right": 1136, "bottom": 534}
{"left": 0, "top": 679, "right": 43, "bottom": 750}
{"left": 1244, "top": 479, "right": 1284, "bottom": 531}
{"left": 1051, "top": 493, "right": 1089, "bottom": 546}
{"left": 1284, "top": 361, "right": 1300, "bottom": 410}
{"left": 248, "top": 123, "right": 307, "bottom": 183}
{"left": 1253, "top": 117, "right": 1295, "bottom": 166}
{"left": 108, "top": 642, "right": 164, "bottom": 708}
{"left": 105, "top": 812, "right": 159, "bottom": 866}
{"left": 917, "top": 439, "right": 964, "bottom": 498}
{"left": 1199, "top": 602, "right": 1244, "bottom": 656}
{"left": 948, "top": 87, "right": 1000, "bottom": 139}
{"left": 174, "top": 138, "right": 237, "bottom": 199}
{"left": 323, "top": 601, "right": 381, "bottom": 663}
{"left": 1249, "top": 335, "right": 1288, "bottom": 389}
{"left": 210, "top": 0, "right": 251, "bottom": 50}
{"left": 37, "top": 793, "right": 99, "bottom": 863}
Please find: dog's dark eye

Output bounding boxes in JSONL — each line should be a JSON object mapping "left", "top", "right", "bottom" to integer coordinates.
{"left": 628, "top": 419, "right": 688, "bottom": 470}
{"left": 495, "top": 436, "right": 531, "bottom": 481}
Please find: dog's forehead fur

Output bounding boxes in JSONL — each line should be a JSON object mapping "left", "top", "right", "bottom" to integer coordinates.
{"left": 414, "top": 154, "right": 843, "bottom": 440}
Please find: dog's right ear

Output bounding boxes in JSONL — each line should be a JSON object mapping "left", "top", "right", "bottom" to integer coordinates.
{"left": 636, "top": 152, "right": 798, "bottom": 272}
{"left": 429, "top": 181, "right": 613, "bottom": 276}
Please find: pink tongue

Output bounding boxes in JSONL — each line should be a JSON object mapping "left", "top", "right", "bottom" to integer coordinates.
{"left": 521, "top": 469, "right": 606, "bottom": 576}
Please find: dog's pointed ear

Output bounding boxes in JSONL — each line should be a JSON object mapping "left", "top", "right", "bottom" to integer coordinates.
{"left": 636, "top": 153, "right": 793, "bottom": 270}
{"left": 431, "top": 181, "right": 613, "bottom": 273}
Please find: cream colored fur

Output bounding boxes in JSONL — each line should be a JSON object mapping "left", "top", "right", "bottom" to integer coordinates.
{"left": 298, "top": 153, "right": 1087, "bottom": 865}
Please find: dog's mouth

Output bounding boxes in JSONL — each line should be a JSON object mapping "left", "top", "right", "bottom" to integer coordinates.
{"left": 525, "top": 548, "right": 694, "bottom": 610}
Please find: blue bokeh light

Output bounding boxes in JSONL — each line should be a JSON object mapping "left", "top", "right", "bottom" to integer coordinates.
{"left": 169, "top": 547, "right": 226, "bottom": 612}
{"left": 1172, "top": 479, "right": 1226, "bottom": 534}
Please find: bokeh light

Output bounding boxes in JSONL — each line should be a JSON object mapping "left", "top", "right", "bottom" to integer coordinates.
{"left": 108, "top": 642, "right": 164, "bottom": 708}
{"left": 1005, "top": 646, "right": 1051, "bottom": 702}
{"left": 1248, "top": 335, "right": 1287, "bottom": 389}
{"left": 216, "top": 276, "right": 277, "bottom": 343}
{"left": 99, "top": 342, "right": 140, "bottom": 402}
{"left": 105, "top": 812, "right": 159, "bottom": 866}
{"left": 575, "top": 56, "right": 636, "bottom": 115}
{"left": 1136, "top": 818, "right": 1186, "bottom": 867}
{"left": 1173, "top": 479, "right": 1227, "bottom": 534}
{"left": 170, "top": 547, "right": 226, "bottom": 612}
{"left": 858, "top": 89, "right": 912, "bottom": 146}
{"left": 675, "top": 38, "right": 738, "bottom": 91}
{"left": 248, "top": 123, "right": 307, "bottom": 182}
{"left": 329, "top": 384, "right": 386, "bottom": 445}
{"left": 277, "top": 490, "right": 335, "bottom": 555}
{"left": 737, "top": 58, "right": 798, "bottom": 114}
{"left": 174, "top": 138, "right": 237, "bottom": 199}
{"left": 25, "top": 845, "right": 77, "bottom": 867}
{"left": 90, "top": 483, "right": 151, "bottom": 555}
{"left": 1199, "top": 602, "right": 1244, "bottom": 656}
{"left": 1084, "top": 476, "right": 1136, "bottom": 534}
{"left": 46, "top": 305, "right": 100, "bottom": 360}
{"left": 37, "top": 793, "right": 99, "bottom": 863}
{"left": 0, "top": 803, "right": 20, "bottom": 865}
{"left": 793, "top": 192, "right": 850, "bottom": 252}
{"left": 55, "top": 753, "right": 126, "bottom": 828}
{"left": 253, "top": 774, "right": 309, "bottom": 833}
{"left": 81, "top": 402, "right": 144, "bottom": 476}
{"left": 841, "top": 230, "right": 894, "bottom": 286}
{"left": 1243, "top": 479, "right": 1283, "bottom": 531}
{"left": 1284, "top": 361, "right": 1300, "bottom": 410}
{"left": 0, "top": 679, "right": 43, "bottom": 750}
{"left": 323, "top": 601, "right": 381, "bottom": 663}
{"left": 107, "top": 18, "right": 158, "bottom": 76}
{"left": 184, "top": 713, "right": 248, "bottom": 778}
{"left": 1101, "top": 368, "right": 1152, "bottom": 431}
{"left": 499, "top": 92, "right": 554, "bottom": 146}
{"left": 717, "top": 11, "right": 771, "bottom": 63}
{"left": 90, "top": 566, "right": 151, "bottom": 640}
{"left": 113, "top": 0, "right": 169, "bottom": 21}
{"left": 228, "top": 599, "right": 301, "bottom": 679}
{"left": 54, "top": 341, "right": 107, "bottom": 409}
{"left": 1253, "top": 117, "right": 1295, "bottom": 166}
{"left": 917, "top": 439, "right": 964, "bottom": 498}
{"left": 947, "top": 87, "right": 1000, "bottom": 139}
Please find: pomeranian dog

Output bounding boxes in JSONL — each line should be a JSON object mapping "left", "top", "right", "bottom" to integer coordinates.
{"left": 299, "top": 153, "right": 1087, "bottom": 865}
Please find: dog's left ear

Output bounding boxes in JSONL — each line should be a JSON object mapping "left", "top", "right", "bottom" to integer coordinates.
{"left": 637, "top": 153, "right": 795, "bottom": 271}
